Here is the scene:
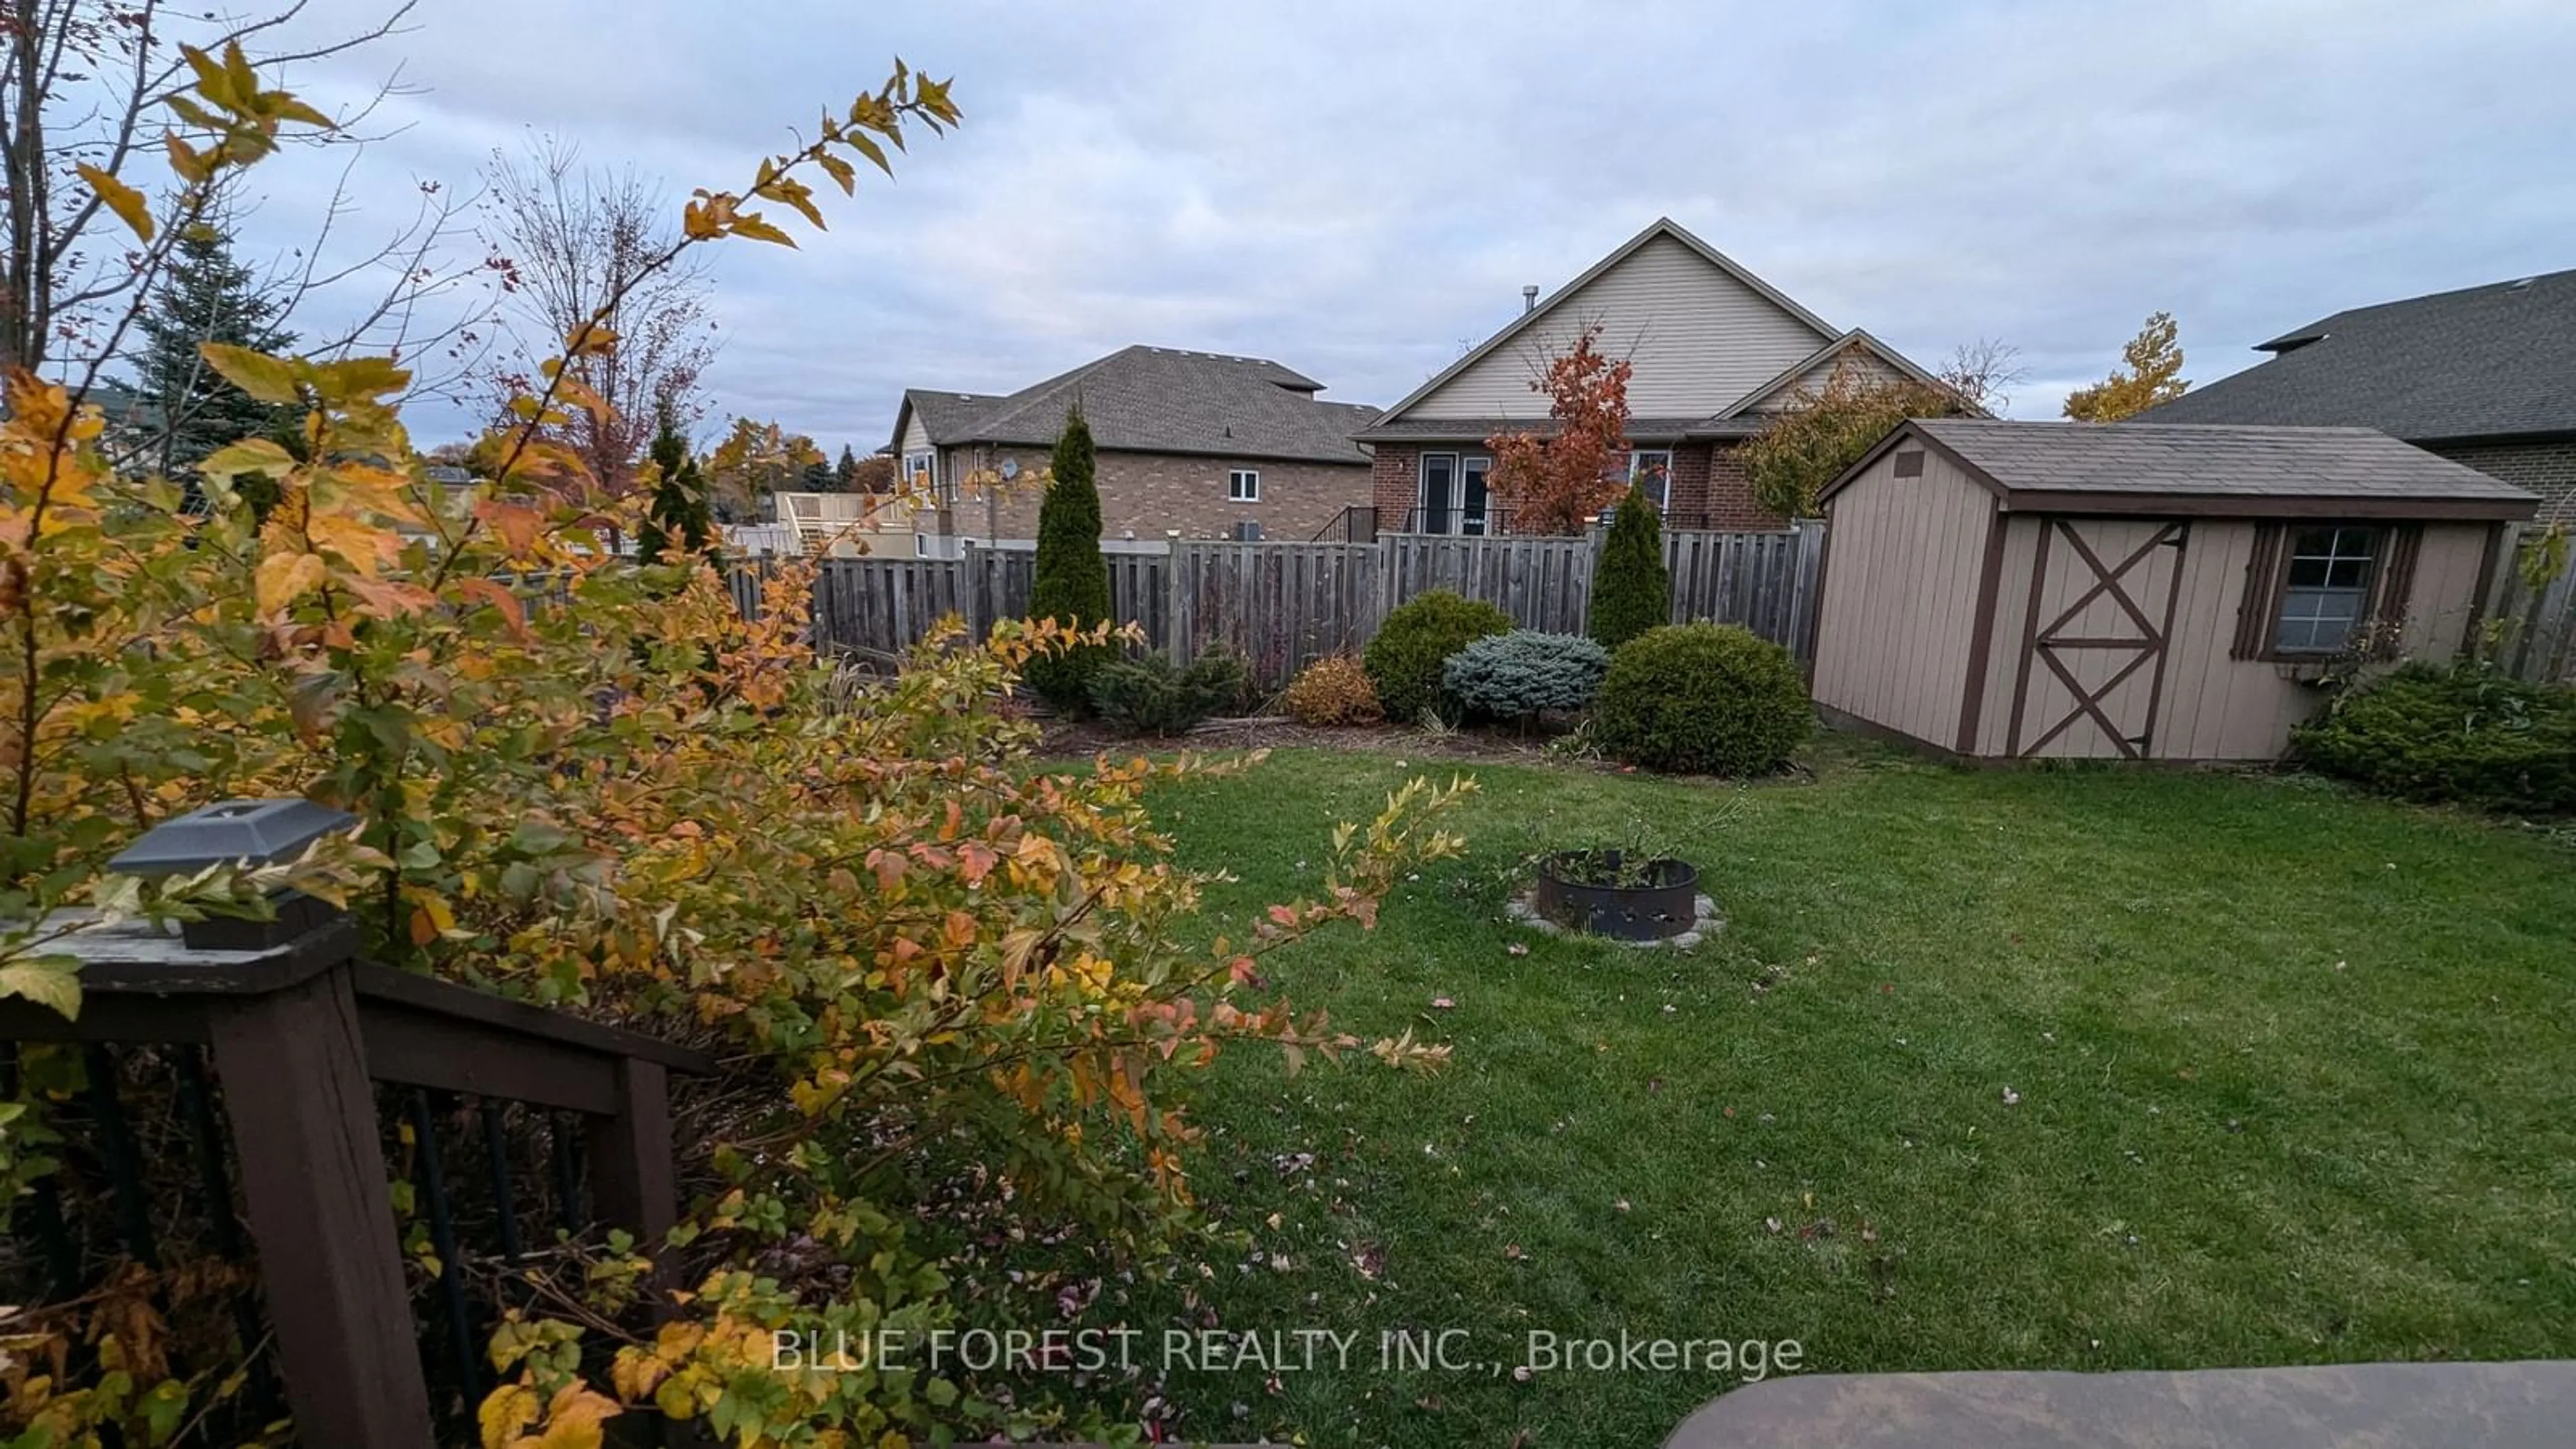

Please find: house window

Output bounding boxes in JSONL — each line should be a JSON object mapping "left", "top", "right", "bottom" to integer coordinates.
{"left": 1228, "top": 468, "right": 1260, "bottom": 502}
{"left": 1629, "top": 449, "right": 1672, "bottom": 513}
{"left": 903, "top": 450, "right": 936, "bottom": 494}
{"left": 2273, "top": 525, "right": 2380, "bottom": 653}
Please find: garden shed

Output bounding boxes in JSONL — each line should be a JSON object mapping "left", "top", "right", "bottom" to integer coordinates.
{"left": 1810, "top": 420, "right": 2537, "bottom": 761}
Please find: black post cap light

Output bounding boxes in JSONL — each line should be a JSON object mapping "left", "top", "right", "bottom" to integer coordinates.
{"left": 107, "top": 797, "right": 358, "bottom": 950}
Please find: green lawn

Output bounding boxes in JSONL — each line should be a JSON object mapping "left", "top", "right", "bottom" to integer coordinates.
{"left": 1106, "top": 739, "right": 2576, "bottom": 1446}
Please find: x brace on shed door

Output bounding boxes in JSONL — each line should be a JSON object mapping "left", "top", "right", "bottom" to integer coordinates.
{"left": 2008, "top": 518, "right": 2190, "bottom": 759}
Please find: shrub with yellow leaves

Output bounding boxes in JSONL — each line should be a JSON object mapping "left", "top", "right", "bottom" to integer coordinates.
{"left": 0, "top": 34, "right": 1470, "bottom": 1449}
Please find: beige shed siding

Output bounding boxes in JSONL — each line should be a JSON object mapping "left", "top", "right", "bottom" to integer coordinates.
{"left": 1407, "top": 235, "right": 1827, "bottom": 420}
{"left": 1813, "top": 449, "right": 1995, "bottom": 748}
{"left": 1973, "top": 519, "right": 2497, "bottom": 763}
{"left": 900, "top": 411, "right": 930, "bottom": 455}
{"left": 2396, "top": 523, "right": 2492, "bottom": 657}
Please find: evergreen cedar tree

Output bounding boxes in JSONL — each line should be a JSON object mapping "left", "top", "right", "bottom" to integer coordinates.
{"left": 1590, "top": 484, "right": 1670, "bottom": 648}
{"left": 2062, "top": 311, "right": 2189, "bottom": 422}
{"left": 1485, "top": 324, "right": 1633, "bottom": 535}
{"left": 132, "top": 225, "right": 299, "bottom": 480}
{"left": 638, "top": 409, "right": 716, "bottom": 565}
{"left": 1024, "top": 408, "right": 1114, "bottom": 710}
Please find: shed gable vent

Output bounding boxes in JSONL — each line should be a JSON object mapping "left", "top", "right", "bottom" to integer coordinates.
{"left": 1892, "top": 449, "right": 1926, "bottom": 478}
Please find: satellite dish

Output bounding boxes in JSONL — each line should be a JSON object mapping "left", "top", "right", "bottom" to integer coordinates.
{"left": 998, "top": 458, "right": 1021, "bottom": 480}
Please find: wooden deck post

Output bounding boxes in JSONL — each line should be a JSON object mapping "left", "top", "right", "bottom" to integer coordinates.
{"left": 583, "top": 1056, "right": 677, "bottom": 1244}
{"left": 207, "top": 957, "right": 436, "bottom": 1448}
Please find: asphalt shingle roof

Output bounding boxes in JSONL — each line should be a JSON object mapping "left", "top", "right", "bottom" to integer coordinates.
{"left": 900, "top": 388, "right": 1006, "bottom": 445}
{"left": 2136, "top": 270, "right": 2576, "bottom": 441}
{"left": 1907, "top": 420, "right": 2538, "bottom": 509}
{"left": 904, "top": 346, "right": 1375, "bottom": 465}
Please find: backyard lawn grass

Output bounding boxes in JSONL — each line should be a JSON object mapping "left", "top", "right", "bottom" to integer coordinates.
{"left": 1107, "top": 738, "right": 2576, "bottom": 1446}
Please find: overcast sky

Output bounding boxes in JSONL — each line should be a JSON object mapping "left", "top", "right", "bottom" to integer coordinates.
{"left": 233, "top": 0, "right": 2576, "bottom": 451}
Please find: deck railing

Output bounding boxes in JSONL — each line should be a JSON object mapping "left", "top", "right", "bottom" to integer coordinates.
{"left": 0, "top": 909, "right": 711, "bottom": 1447}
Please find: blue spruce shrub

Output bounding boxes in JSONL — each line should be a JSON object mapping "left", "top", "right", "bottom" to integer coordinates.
{"left": 1442, "top": 629, "right": 1610, "bottom": 722}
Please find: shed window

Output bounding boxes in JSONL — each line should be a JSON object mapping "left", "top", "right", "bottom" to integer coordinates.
{"left": 1228, "top": 468, "right": 1260, "bottom": 502}
{"left": 2273, "top": 526, "right": 2379, "bottom": 654}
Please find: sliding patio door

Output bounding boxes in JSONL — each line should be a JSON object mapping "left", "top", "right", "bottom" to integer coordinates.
{"left": 1419, "top": 453, "right": 1492, "bottom": 535}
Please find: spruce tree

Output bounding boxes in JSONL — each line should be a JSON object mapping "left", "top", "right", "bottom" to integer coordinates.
{"left": 1590, "top": 484, "right": 1670, "bottom": 649}
{"left": 130, "top": 225, "right": 298, "bottom": 478}
{"left": 835, "top": 444, "right": 863, "bottom": 492}
{"left": 800, "top": 457, "right": 837, "bottom": 492}
{"left": 637, "top": 409, "right": 716, "bottom": 566}
{"left": 1023, "top": 408, "right": 1113, "bottom": 711}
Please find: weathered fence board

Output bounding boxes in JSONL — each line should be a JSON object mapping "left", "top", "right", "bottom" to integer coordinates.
{"left": 736, "top": 523, "right": 1826, "bottom": 687}
{"left": 2487, "top": 529, "right": 2576, "bottom": 685}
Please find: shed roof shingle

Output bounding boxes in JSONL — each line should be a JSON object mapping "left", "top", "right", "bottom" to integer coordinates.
{"left": 2135, "top": 269, "right": 2576, "bottom": 442}
{"left": 1854, "top": 420, "right": 2537, "bottom": 520}
{"left": 900, "top": 346, "right": 1375, "bottom": 465}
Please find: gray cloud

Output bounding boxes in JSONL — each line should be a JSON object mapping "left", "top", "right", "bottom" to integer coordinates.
{"left": 229, "top": 0, "right": 2576, "bottom": 448}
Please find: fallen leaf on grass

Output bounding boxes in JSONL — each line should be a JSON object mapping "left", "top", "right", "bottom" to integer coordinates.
{"left": 2001, "top": 1086, "right": 2022, "bottom": 1106}
{"left": 1430, "top": 996, "right": 1455, "bottom": 1010}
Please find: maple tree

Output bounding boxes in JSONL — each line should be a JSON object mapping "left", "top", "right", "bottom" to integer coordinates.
{"left": 2062, "top": 311, "right": 2189, "bottom": 422}
{"left": 0, "top": 44, "right": 1469, "bottom": 1449}
{"left": 1485, "top": 325, "right": 1633, "bottom": 535}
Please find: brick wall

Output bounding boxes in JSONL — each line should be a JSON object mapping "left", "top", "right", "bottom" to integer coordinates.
{"left": 1699, "top": 444, "right": 1789, "bottom": 531}
{"left": 1371, "top": 443, "right": 1421, "bottom": 525}
{"left": 2426, "top": 439, "right": 2576, "bottom": 524}
{"left": 1367, "top": 439, "right": 1791, "bottom": 535}
{"left": 928, "top": 447, "right": 1375, "bottom": 542}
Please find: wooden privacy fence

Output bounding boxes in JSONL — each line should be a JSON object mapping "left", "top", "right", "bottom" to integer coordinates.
{"left": 2486, "top": 529, "right": 2576, "bottom": 685}
{"left": 1, "top": 910, "right": 710, "bottom": 1447}
{"left": 739, "top": 523, "right": 1825, "bottom": 688}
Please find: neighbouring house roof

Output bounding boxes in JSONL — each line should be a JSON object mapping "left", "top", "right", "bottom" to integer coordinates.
{"left": 1355, "top": 218, "right": 1950, "bottom": 445}
{"left": 2136, "top": 268, "right": 2576, "bottom": 443}
{"left": 892, "top": 346, "right": 1375, "bottom": 466}
{"left": 1826, "top": 419, "right": 2538, "bottom": 521}
{"left": 898, "top": 388, "right": 1007, "bottom": 447}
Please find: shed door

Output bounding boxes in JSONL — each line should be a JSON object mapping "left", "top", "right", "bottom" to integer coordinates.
{"left": 2008, "top": 518, "right": 2190, "bottom": 759}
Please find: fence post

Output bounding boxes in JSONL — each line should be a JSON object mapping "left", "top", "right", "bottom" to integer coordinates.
{"left": 1165, "top": 536, "right": 1191, "bottom": 667}
{"left": 206, "top": 947, "right": 437, "bottom": 1448}
{"left": 961, "top": 539, "right": 985, "bottom": 640}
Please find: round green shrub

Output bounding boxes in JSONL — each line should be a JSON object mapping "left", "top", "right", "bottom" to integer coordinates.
{"left": 1442, "top": 629, "right": 1608, "bottom": 720}
{"left": 2291, "top": 661, "right": 2576, "bottom": 814}
{"left": 1364, "top": 590, "right": 1511, "bottom": 724}
{"left": 1595, "top": 623, "right": 1810, "bottom": 775}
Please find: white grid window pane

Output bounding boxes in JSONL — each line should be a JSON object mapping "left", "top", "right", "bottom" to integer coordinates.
{"left": 1228, "top": 469, "right": 1259, "bottom": 502}
{"left": 2276, "top": 527, "right": 2378, "bottom": 653}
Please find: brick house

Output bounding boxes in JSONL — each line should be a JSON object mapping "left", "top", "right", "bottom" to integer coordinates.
{"left": 888, "top": 346, "right": 1379, "bottom": 545}
{"left": 2137, "top": 268, "right": 2576, "bottom": 525}
{"left": 1356, "top": 217, "right": 1949, "bottom": 535}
